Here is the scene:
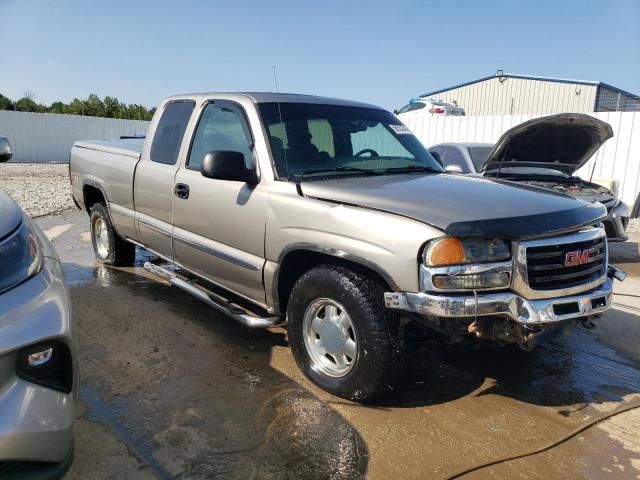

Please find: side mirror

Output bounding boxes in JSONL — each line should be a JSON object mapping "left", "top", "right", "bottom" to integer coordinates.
{"left": 201, "top": 151, "right": 258, "bottom": 185}
{"left": 0, "top": 137, "right": 12, "bottom": 163}
{"left": 430, "top": 151, "right": 442, "bottom": 166}
{"left": 444, "top": 164, "right": 464, "bottom": 174}
{"left": 393, "top": 109, "right": 399, "bottom": 115}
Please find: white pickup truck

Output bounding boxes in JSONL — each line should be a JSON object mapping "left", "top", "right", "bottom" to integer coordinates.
{"left": 70, "top": 92, "right": 625, "bottom": 402}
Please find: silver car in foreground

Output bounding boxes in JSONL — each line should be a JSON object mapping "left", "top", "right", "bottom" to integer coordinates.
{"left": 0, "top": 141, "right": 75, "bottom": 479}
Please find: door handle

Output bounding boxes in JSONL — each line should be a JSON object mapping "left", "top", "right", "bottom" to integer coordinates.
{"left": 174, "top": 183, "right": 190, "bottom": 199}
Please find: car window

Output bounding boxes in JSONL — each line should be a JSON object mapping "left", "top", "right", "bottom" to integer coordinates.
{"left": 429, "top": 147, "right": 445, "bottom": 166}
{"left": 441, "top": 147, "right": 470, "bottom": 173}
{"left": 150, "top": 101, "right": 195, "bottom": 165}
{"left": 467, "top": 146, "right": 493, "bottom": 171}
{"left": 188, "top": 102, "right": 253, "bottom": 170}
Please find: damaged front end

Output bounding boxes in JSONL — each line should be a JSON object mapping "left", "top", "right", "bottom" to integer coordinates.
{"left": 384, "top": 225, "right": 626, "bottom": 350}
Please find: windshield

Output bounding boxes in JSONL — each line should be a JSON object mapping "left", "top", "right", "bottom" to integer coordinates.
{"left": 467, "top": 146, "right": 493, "bottom": 171}
{"left": 258, "top": 103, "right": 443, "bottom": 180}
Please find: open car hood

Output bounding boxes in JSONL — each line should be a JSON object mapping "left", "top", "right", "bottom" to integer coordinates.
{"left": 480, "top": 114, "right": 613, "bottom": 175}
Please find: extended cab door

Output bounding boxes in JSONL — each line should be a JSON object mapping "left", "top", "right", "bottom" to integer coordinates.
{"left": 134, "top": 100, "right": 195, "bottom": 259}
{"left": 172, "top": 100, "right": 268, "bottom": 304}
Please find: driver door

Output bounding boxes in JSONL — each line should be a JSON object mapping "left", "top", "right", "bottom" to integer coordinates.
{"left": 172, "top": 100, "right": 268, "bottom": 304}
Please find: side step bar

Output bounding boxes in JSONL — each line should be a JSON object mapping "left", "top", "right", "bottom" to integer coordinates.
{"left": 144, "top": 262, "right": 283, "bottom": 329}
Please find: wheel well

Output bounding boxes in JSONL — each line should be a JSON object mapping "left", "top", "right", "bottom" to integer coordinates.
{"left": 82, "top": 185, "right": 106, "bottom": 213}
{"left": 276, "top": 249, "right": 394, "bottom": 313}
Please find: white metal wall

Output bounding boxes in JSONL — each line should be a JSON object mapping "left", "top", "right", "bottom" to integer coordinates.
{"left": 0, "top": 111, "right": 149, "bottom": 163}
{"left": 402, "top": 111, "right": 640, "bottom": 207}
{"left": 427, "top": 77, "right": 598, "bottom": 116}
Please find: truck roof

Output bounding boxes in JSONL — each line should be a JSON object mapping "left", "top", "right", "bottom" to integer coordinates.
{"left": 163, "top": 92, "right": 383, "bottom": 110}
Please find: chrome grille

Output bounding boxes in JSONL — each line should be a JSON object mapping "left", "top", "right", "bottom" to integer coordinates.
{"left": 526, "top": 236, "right": 606, "bottom": 290}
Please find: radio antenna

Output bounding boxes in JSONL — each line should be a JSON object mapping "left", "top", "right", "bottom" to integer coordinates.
{"left": 272, "top": 65, "right": 290, "bottom": 180}
{"left": 272, "top": 65, "right": 280, "bottom": 93}
{"left": 495, "top": 137, "right": 510, "bottom": 179}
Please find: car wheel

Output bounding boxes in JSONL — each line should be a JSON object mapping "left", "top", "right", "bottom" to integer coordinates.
{"left": 89, "top": 203, "right": 135, "bottom": 266}
{"left": 287, "top": 265, "right": 400, "bottom": 402}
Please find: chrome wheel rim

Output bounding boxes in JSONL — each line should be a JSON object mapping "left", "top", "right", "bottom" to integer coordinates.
{"left": 303, "top": 298, "right": 357, "bottom": 378}
{"left": 93, "top": 218, "right": 110, "bottom": 259}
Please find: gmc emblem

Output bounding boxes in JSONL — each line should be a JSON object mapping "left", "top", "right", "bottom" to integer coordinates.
{"left": 565, "top": 248, "right": 596, "bottom": 267}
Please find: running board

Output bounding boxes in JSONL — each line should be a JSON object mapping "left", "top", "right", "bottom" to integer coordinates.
{"left": 143, "top": 262, "right": 283, "bottom": 328}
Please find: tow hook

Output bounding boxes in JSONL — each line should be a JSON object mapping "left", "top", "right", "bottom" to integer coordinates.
{"left": 608, "top": 265, "right": 627, "bottom": 282}
{"left": 580, "top": 318, "right": 596, "bottom": 329}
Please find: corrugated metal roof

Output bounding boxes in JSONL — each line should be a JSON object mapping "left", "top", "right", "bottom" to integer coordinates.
{"left": 420, "top": 73, "right": 638, "bottom": 99}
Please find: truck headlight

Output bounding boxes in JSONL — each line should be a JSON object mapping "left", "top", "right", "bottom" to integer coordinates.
{"left": 423, "top": 237, "right": 510, "bottom": 267}
{"left": 0, "top": 221, "right": 42, "bottom": 294}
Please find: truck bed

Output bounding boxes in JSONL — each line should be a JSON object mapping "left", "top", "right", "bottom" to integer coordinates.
{"left": 70, "top": 137, "right": 146, "bottom": 241}
{"left": 74, "top": 138, "right": 145, "bottom": 158}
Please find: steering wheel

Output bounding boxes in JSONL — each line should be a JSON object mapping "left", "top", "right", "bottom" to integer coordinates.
{"left": 354, "top": 148, "right": 379, "bottom": 157}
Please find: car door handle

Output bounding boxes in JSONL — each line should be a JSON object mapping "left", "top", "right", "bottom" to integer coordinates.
{"left": 174, "top": 183, "right": 190, "bottom": 199}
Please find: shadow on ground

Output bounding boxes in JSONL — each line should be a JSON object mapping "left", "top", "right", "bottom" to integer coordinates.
{"left": 66, "top": 262, "right": 368, "bottom": 480}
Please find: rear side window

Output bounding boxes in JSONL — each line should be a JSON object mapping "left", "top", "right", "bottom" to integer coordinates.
{"left": 150, "top": 101, "right": 195, "bottom": 165}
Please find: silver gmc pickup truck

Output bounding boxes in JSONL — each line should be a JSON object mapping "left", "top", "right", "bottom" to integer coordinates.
{"left": 70, "top": 93, "right": 625, "bottom": 402}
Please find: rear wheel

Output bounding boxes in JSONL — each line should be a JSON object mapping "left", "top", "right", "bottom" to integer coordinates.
{"left": 287, "top": 265, "right": 400, "bottom": 402}
{"left": 89, "top": 203, "right": 135, "bottom": 266}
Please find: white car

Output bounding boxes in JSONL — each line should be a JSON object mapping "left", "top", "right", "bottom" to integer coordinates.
{"left": 395, "top": 99, "right": 465, "bottom": 117}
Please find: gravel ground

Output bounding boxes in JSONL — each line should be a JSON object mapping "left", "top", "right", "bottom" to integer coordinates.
{"left": 628, "top": 218, "right": 640, "bottom": 235}
{"left": 0, "top": 162, "right": 75, "bottom": 217}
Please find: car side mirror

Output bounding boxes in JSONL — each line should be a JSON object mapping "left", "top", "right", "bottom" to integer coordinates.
{"left": 393, "top": 109, "right": 399, "bottom": 115}
{"left": 444, "top": 164, "right": 463, "bottom": 174}
{"left": 201, "top": 151, "right": 258, "bottom": 185}
{"left": 0, "top": 137, "right": 12, "bottom": 163}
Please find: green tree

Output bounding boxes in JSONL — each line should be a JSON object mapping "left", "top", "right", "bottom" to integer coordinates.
{"left": 103, "top": 96, "right": 121, "bottom": 118}
{"left": 0, "top": 93, "right": 14, "bottom": 110}
{"left": 84, "top": 94, "right": 105, "bottom": 117}
{"left": 15, "top": 97, "right": 39, "bottom": 112}
{"left": 48, "top": 101, "right": 66, "bottom": 114}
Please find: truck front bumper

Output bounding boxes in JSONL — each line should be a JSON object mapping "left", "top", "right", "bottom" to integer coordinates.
{"left": 384, "top": 271, "right": 622, "bottom": 325}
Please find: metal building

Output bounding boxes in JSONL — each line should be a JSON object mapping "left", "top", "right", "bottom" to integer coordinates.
{"left": 417, "top": 71, "right": 640, "bottom": 116}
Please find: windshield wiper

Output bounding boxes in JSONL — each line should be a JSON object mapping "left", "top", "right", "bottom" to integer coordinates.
{"left": 298, "top": 166, "right": 382, "bottom": 176}
{"left": 380, "top": 165, "right": 440, "bottom": 174}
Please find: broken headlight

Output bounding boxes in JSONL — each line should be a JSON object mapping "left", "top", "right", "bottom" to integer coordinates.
{"left": 0, "top": 220, "right": 42, "bottom": 294}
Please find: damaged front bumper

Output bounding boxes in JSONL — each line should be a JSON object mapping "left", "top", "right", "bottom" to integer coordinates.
{"left": 384, "top": 266, "right": 625, "bottom": 326}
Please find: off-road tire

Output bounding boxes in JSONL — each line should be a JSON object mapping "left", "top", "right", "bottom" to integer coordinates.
{"left": 287, "top": 265, "right": 400, "bottom": 403}
{"left": 89, "top": 203, "right": 136, "bottom": 266}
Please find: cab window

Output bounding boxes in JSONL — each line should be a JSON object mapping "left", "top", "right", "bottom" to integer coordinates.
{"left": 188, "top": 102, "right": 253, "bottom": 170}
{"left": 150, "top": 101, "right": 195, "bottom": 165}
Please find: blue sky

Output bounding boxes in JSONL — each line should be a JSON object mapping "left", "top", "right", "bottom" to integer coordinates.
{"left": 1, "top": 0, "right": 639, "bottom": 110}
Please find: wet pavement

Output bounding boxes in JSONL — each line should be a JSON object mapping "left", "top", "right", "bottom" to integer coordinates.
{"left": 34, "top": 210, "right": 640, "bottom": 480}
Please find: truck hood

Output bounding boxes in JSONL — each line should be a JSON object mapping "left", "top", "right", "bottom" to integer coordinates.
{"left": 480, "top": 114, "right": 613, "bottom": 175}
{"left": 0, "top": 189, "right": 23, "bottom": 240}
{"left": 299, "top": 174, "right": 606, "bottom": 239}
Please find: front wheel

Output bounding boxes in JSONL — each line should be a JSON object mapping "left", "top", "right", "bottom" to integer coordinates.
{"left": 287, "top": 265, "right": 399, "bottom": 402}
